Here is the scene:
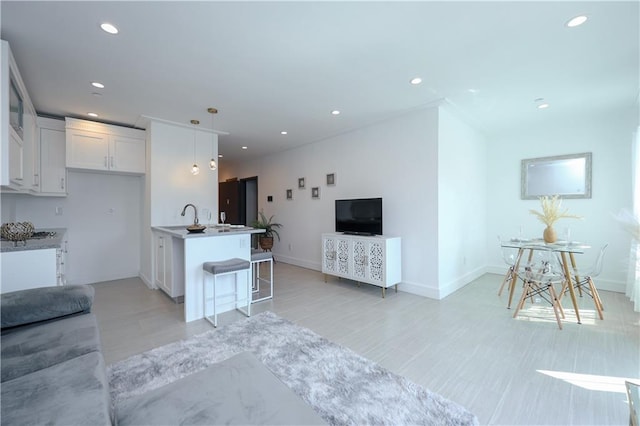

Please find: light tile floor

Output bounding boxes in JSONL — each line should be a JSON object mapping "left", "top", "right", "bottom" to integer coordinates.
{"left": 92, "top": 263, "right": 640, "bottom": 425}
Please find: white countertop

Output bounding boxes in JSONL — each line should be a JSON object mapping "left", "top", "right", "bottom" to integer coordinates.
{"left": 152, "top": 225, "right": 265, "bottom": 239}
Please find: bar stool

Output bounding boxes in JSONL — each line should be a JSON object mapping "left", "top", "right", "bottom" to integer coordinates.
{"left": 251, "top": 249, "right": 273, "bottom": 303}
{"left": 202, "top": 258, "right": 251, "bottom": 327}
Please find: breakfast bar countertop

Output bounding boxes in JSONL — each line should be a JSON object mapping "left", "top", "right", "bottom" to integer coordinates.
{"left": 0, "top": 228, "right": 67, "bottom": 253}
{"left": 152, "top": 225, "right": 265, "bottom": 239}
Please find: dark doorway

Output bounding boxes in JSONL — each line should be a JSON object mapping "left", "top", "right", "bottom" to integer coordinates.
{"left": 218, "top": 176, "right": 258, "bottom": 226}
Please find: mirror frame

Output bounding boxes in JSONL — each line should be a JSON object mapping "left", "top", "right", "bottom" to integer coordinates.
{"left": 521, "top": 152, "right": 592, "bottom": 200}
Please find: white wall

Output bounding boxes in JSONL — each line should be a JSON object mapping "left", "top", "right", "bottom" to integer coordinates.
{"left": 438, "top": 104, "right": 488, "bottom": 297}
{"left": 223, "top": 107, "right": 450, "bottom": 297}
{"left": 148, "top": 120, "right": 219, "bottom": 226}
{"left": 1, "top": 170, "right": 143, "bottom": 285}
{"left": 139, "top": 119, "right": 219, "bottom": 287}
{"left": 486, "top": 107, "right": 637, "bottom": 292}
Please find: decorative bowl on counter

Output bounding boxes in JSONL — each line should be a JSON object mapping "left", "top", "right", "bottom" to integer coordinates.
{"left": 186, "top": 224, "right": 206, "bottom": 233}
{"left": 1, "top": 222, "right": 35, "bottom": 242}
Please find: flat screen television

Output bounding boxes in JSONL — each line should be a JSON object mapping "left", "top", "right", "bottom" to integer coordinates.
{"left": 335, "top": 198, "right": 383, "bottom": 236}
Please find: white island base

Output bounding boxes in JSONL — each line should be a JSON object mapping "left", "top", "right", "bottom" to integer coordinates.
{"left": 152, "top": 226, "right": 264, "bottom": 322}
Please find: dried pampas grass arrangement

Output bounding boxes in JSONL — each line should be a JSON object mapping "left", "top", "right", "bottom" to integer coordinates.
{"left": 529, "top": 195, "right": 582, "bottom": 226}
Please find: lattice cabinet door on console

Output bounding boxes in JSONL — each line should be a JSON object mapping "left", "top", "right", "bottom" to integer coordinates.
{"left": 321, "top": 232, "right": 401, "bottom": 297}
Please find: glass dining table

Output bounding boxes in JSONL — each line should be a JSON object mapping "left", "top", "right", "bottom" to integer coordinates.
{"left": 501, "top": 238, "right": 591, "bottom": 324}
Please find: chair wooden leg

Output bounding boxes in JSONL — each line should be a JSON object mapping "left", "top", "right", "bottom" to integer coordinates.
{"left": 588, "top": 277, "right": 604, "bottom": 320}
{"left": 513, "top": 281, "right": 531, "bottom": 319}
{"left": 548, "top": 285, "right": 563, "bottom": 330}
{"left": 498, "top": 267, "right": 513, "bottom": 296}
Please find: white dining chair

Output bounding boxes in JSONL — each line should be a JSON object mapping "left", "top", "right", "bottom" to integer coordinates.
{"left": 512, "top": 246, "right": 566, "bottom": 329}
{"left": 562, "top": 244, "right": 608, "bottom": 320}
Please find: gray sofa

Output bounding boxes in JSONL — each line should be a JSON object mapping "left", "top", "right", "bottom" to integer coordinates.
{"left": 0, "top": 285, "right": 325, "bottom": 426}
{"left": 1, "top": 285, "right": 112, "bottom": 425}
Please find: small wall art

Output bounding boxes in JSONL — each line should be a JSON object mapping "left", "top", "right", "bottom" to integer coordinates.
{"left": 298, "top": 177, "right": 305, "bottom": 189}
{"left": 286, "top": 189, "right": 293, "bottom": 200}
{"left": 326, "top": 173, "right": 336, "bottom": 186}
{"left": 311, "top": 187, "right": 320, "bottom": 199}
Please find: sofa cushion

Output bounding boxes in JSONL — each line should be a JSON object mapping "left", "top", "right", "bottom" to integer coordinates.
{"left": 1, "top": 313, "right": 102, "bottom": 382}
{"left": 1, "top": 285, "right": 94, "bottom": 330}
{"left": 116, "top": 351, "right": 326, "bottom": 425}
{"left": 1, "top": 351, "right": 112, "bottom": 426}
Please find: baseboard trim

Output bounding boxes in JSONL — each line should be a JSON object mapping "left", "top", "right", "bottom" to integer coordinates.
{"left": 139, "top": 272, "right": 154, "bottom": 289}
{"left": 275, "top": 254, "right": 321, "bottom": 272}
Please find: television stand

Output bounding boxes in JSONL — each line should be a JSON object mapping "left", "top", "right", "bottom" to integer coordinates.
{"left": 321, "top": 232, "right": 401, "bottom": 297}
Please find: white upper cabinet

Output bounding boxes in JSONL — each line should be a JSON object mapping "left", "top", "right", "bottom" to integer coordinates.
{"left": 65, "top": 117, "right": 146, "bottom": 175}
{"left": 1, "top": 40, "right": 37, "bottom": 192}
{"left": 37, "top": 117, "right": 67, "bottom": 196}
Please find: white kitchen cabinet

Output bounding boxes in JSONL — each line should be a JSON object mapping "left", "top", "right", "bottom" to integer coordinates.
{"left": 8, "top": 129, "right": 24, "bottom": 185}
{"left": 35, "top": 117, "right": 67, "bottom": 196}
{"left": 56, "top": 240, "right": 68, "bottom": 286}
{"left": 322, "top": 232, "right": 402, "bottom": 297}
{"left": 1, "top": 249, "right": 58, "bottom": 293}
{"left": 153, "top": 231, "right": 184, "bottom": 301}
{"left": 65, "top": 117, "right": 145, "bottom": 175}
{"left": 39, "top": 128, "right": 67, "bottom": 194}
{"left": 2, "top": 40, "right": 37, "bottom": 192}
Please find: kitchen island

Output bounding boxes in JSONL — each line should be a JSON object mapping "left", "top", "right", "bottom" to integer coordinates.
{"left": 151, "top": 225, "right": 265, "bottom": 322}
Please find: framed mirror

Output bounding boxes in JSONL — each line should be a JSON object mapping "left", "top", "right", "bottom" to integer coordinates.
{"left": 521, "top": 152, "right": 592, "bottom": 199}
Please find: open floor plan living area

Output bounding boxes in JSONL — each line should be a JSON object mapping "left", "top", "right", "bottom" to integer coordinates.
{"left": 1, "top": 1, "right": 639, "bottom": 425}
{"left": 89, "top": 264, "right": 640, "bottom": 425}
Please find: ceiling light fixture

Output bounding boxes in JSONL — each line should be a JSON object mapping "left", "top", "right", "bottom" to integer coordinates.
{"left": 190, "top": 119, "right": 200, "bottom": 175}
{"left": 218, "top": 154, "right": 223, "bottom": 158}
{"left": 100, "top": 23, "right": 119, "bottom": 34}
{"left": 331, "top": 110, "right": 340, "bottom": 115}
{"left": 242, "top": 146, "right": 248, "bottom": 150}
{"left": 281, "top": 131, "right": 288, "bottom": 135}
{"left": 91, "top": 82, "right": 105, "bottom": 89}
{"left": 534, "top": 98, "right": 550, "bottom": 109}
{"left": 410, "top": 77, "right": 422, "bottom": 85}
{"left": 87, "top": 112, "right": 98, "bottom": 117}
{"left": 207, "top": 107, "right": 218, "bottom": 171}
{"left": 566, "top": 15, "right": 588, "bottom": 28}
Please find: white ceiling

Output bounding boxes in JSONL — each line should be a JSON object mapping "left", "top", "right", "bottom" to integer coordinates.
{"left": 1, "top": 1, "right": 638, "bottom": 161}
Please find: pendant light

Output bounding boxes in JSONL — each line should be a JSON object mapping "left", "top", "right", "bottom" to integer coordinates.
{"left": 207, "top": 107, "right": 218, "bottom": 170}
{"left": 190, "top": 119, "right": 200, "bottom": 175}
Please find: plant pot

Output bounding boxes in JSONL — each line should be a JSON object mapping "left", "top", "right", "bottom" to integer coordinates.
{"left": 543, "top": 225, "right": 557, "bottom": 243}
{"left": 259, "top": 236, "right": 274, "bottom": 250}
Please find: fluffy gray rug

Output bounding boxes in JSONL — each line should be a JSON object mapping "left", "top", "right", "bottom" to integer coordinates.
{"left": 108, "top": 311, "right": 478, "bottom": 425}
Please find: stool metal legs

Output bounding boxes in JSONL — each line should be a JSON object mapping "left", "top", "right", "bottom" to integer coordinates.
{"left": 203, "top": 268, "right": 251, "bottom": 327}
{"left": 251, "top": 258, "right": 273, "bottom": 303}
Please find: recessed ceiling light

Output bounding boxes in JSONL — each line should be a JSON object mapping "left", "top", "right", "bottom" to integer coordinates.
{"left": 87, "top": 112, "right": 98, "bottom": 117}
{"left": 91, "top": 82, "right": 105, "bottom": 89}
{"left": 242, "top": 146, "right": 248, "bottom": 150}
{"left": 92, "top": 92, "right": 102, "bottom": 97}
{"left": 566, "top": 15, "right": 588, "bottom": 28}
{"left": 537, "top": 103, "right": 550, "bottom": 109}
{"left": 218, "top": 154, "right": 223, "bottom": 158}
{"left": 410, "top": 77, "right": 422, "bottom": 85}
{"left": 100, "top": 23, "right": 119, "bottom": 34}
{"left": 281, "top": 131, "right": 288, "bottom": 135}
{"left": 331, "top": 110, "right": 340, "bottom": 115}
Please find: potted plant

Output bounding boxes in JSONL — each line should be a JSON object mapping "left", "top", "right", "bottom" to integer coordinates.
{"left": 252, "top": 210, "right": 282, "bottom": 250}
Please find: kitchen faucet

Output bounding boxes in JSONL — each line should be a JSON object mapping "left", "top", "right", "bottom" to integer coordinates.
{"left": 181, "top": 204, "right": 199, "bottom": 225}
